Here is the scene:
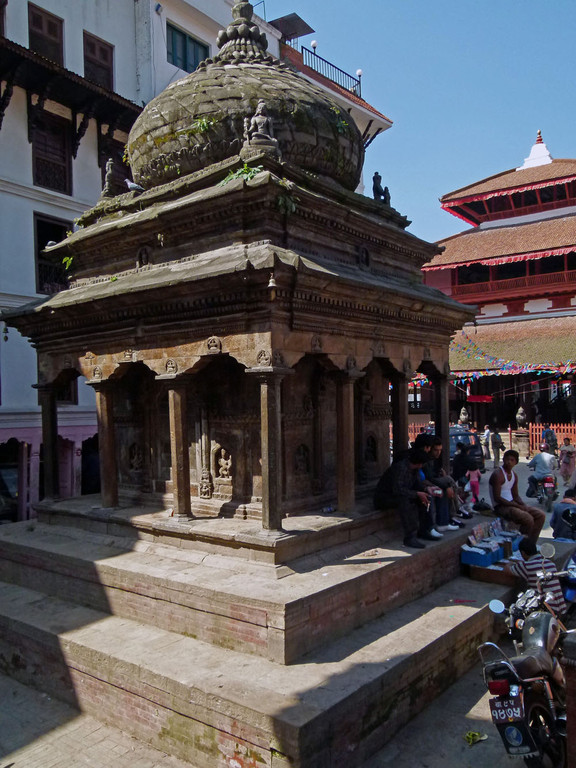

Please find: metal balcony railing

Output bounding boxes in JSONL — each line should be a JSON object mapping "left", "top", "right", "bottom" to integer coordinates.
{"left": 301, "top": 46, "right": 361, "bottom": 97}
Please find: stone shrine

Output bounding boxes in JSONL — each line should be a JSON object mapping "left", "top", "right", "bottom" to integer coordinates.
{"left": 5, "top": 1, "right": 472, "bottom": 527}
{"left": 0, "top": 4, "right": 483, "bottom": 767}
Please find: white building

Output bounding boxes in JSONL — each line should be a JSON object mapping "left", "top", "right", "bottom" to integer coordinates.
{"left": 0, "top": 0, "right": 391, "bottom": 519}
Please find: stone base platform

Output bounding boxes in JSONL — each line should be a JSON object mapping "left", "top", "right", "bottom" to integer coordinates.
{"left": 0, "top": 502, "right": 469, "bottom": 663}
{"left": 0, "top": 499, "right": 512, "bottom": 766}
{"left": 34, "top": 494, "right": 390, "bottom": 565}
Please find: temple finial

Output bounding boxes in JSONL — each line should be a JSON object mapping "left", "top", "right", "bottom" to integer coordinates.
{"left": 516, "top": 129, "right": 552, "bottom": 170}
{"left": 215, "top": 1, "right": 269, "bottom": 61}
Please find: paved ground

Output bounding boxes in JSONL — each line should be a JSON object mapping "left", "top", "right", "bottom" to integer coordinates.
{"left": 0, "top": 457, "right": 569, "bottom": 768}
{"left": 0, "top": 676, "right": 196, "bottom": 768}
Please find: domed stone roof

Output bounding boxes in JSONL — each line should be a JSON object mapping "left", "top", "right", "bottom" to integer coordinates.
{"left": 127, "top": 1, "right": 364, "bottom": 191}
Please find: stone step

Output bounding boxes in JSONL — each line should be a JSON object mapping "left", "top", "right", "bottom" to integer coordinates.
{"left": 0, "top": 576, "right": 510, "bottom": 768}
{"left": 35, "top": 494, "right": 395, "bottom": 564}
{"left": 0, "top": 519, "right": 469, "bottom": 664}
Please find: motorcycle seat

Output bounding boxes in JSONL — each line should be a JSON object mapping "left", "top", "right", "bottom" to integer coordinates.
{"left": 509, "top": 647, "right": 554, "bottom": 679}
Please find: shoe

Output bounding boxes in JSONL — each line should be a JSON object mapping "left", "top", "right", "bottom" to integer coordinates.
{"left": 403, "top": 537, "right": 426, "bottom": 549}
{"left": 420, "top": 530, "right": 443, "bottom": 541}
{"left": 436, "top": 524, "right": 460, "bottom": 532}
{"left": 450, "top": 517, "right": 466, "bottom": 528}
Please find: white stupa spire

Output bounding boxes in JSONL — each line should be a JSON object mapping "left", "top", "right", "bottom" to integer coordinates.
{"left": 516, "top": 130, "right": 553, "bottom": 170}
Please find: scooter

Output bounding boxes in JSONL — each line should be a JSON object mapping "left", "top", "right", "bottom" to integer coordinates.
{"left": 478, "top": 569, "right": 576, "bottom": 767}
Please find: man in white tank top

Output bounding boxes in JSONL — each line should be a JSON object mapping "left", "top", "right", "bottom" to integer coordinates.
{"left": 489, "top": 449, "right": 545, "bottom": 543}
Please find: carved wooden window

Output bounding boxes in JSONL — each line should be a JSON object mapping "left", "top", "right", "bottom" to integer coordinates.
{"left": 83, "top": 32, "right": 114, "bottom": 90}
{"left": 28, "top": 3, "right": 63, "bottom": 65}
{"left": 32, "top": 111, "right": 72, "bottom": 195}
{"left": 34, "top": 213, "right": 70, "bottom": 295}
{"left": 166, "top": 22, "right": 208, "bottom": 73}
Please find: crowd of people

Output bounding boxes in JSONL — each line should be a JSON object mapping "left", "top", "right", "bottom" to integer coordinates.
{"left": 373, "top": 432, "right": 549, "bottom": 550}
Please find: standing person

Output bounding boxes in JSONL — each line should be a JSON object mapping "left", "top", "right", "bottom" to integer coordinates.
{"left": 451, "top": 442, "right": 471, "bottom": 486}
{"left": 489, "top": 449, "right": 546, "bottom": 542}
{"left": 490, "top": 427, "right": 505, "bottom": 468}
{"left": 465, "top": 460, "right": 481, "bottom": 503}
{"left": 482, "top": 424, "right": 491, "bottom": 461}
{"left": 541, "top": 423, "right": 558, "bottom": 455}
{"left": 559, "top": 436, "right": 576, "bottom": 485}
{"left": 373, "top": 447, "right": 434, "bottom": 549}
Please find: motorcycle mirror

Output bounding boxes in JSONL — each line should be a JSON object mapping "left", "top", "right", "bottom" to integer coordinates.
{"left": 540, "top": 542, "right": 556, "bottom": 558}
{"left": 489, "top": 599, "right": 506, "bottom": 614}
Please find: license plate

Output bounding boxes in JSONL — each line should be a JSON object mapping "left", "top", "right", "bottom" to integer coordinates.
{"left": 544, "top": 483, "right": 555, "bottom": 488}
{"left": 490, "top": 695, "right": 524, "bottom": 723}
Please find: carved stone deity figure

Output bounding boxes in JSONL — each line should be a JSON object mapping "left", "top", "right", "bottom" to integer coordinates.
{"left": 516, "top": 406, "right": 527, "bottom": 429}
{"left": 372, "top": 172, "right": 391, "bottom": 204}
{"left": 218, "top": 449, "right": 232, "bottom": 478}
{"left": 199, "top": 468, "right": 213, "bottom": 499}
{"left": 459, "top": 406, "right": 469, "bottom": 426}
{"left": 244, "top": 100, "right": 278, "bottom": 151}
{"left": 101, "top": 157, "right": 115, "bottom": 198}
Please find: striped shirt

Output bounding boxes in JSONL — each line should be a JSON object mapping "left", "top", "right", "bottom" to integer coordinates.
{"left": 509, "top": 554, "right": 567, "bottom": 616}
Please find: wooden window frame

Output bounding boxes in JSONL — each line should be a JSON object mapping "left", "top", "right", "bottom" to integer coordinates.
{"left": 33, "top": 212, "right": 71, "bottom": 296}
{"left": 28, "top": 3, "right": 64, "bottom": 65}
{"left": 32, "top": 110, "right": 72, "bottom": 196}
{"left": 166, "top": 22, "right": 209, "bottom": 74}
{"left": 83, "top": 31, "right": 114, "bottom": 90}
{"left": 0, "top": 0, "right": 7, "bottom": 37}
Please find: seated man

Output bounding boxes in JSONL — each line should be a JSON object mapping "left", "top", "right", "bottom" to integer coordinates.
{"left": 373, "top": 447, "right": 433, "bottom": 549}
{"left": 505, "top": 537, "right": 566, "bottom": 617}
{"left": 489, "top": 449, "right": 545, "bottom": 542}
{"left": 527, "top": 443, "right": 557, "bottom": 497}
{"left": 550, "top": 488, "right": 576, "bottom": 541}
{"left": 422, "top": 437, "right": 461, "bottom": 532}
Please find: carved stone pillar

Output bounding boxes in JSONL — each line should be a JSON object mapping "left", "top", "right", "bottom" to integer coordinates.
{"left": 29, "top": 438, "right": 41, "bottom": 510}
{"left": 17, "top": 441, "right": 29, "bottom": 520}
{"left": 72, "top": 442, "right": 83, "bottom": 497}
{"left": 246, "top": 357, "right": 293, "bottom": 531}
{"left": 311, "top": 374, "right": 324, "bottom": 494}
{"left": 91, "top": 382, "right": 118, "bottom": 508}
{"left": 37, "top": 384, "right": 59, "bottom": 499}
{"left": 168, "top": 383, "right": 191, "bottom": 517}
{"left": 336, "top": 364, "right": 365, "bottom": 513}
{"left": 390, "top": 361, "right": 411, "bottom": 460}
{"left": 433, "top": 367, "right": 451, "bottom": 474}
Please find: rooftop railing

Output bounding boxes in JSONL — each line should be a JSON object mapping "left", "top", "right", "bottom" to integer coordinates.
{"left": 301, "top": 46, "right": 361, "bottom": 97}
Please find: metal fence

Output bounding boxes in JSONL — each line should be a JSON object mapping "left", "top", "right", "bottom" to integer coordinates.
{"left": 301, "top": 46, "right": 361, "bottom": 96}
{"left": 529, "top": 423, "right": 576, "bottom": 452}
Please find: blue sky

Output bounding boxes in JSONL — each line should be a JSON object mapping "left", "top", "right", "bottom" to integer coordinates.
{"left": 263, "top": 0, "right": 576, "bottom": 243}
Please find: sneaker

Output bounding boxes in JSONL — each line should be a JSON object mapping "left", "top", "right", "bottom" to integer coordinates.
{"left": 420, "top": 529, "right": 443, "bottom": 541}
{"left": 450, "top": 517, "right": 466, "bottom": 528}
{"left": 404, "top": 537, "right": 426, "bottom": 549}
{"left": 436, "top": 524, "right": 460, "bottom": 532}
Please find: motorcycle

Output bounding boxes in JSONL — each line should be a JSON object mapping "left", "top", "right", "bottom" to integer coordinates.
{"left": 529, "top": 473, "right": 558, "bottom": 514}
{"left": 478, "top": 569, "right": 576, "bottom": 767}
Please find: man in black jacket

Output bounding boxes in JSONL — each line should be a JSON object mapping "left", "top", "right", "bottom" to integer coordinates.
{"left": 373, "top": 447, "right": 433, "bottom": 549}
